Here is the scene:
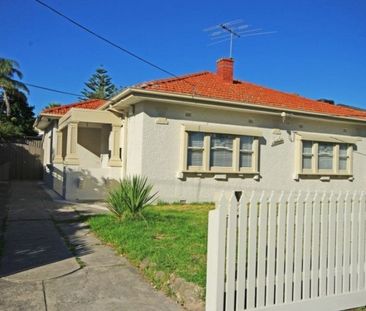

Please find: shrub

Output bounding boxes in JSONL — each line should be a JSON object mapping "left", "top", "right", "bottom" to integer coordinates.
{"left": 107, "top": 175, "right": 158, "bottom": 220}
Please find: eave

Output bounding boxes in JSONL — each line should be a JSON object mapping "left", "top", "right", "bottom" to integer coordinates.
{"left": 109, "top": 88, "right": 366, "bottom": 126}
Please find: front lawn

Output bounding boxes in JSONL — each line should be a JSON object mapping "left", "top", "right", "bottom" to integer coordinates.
{"left": 87, "top": 203, "right": 214, "bottom": 289}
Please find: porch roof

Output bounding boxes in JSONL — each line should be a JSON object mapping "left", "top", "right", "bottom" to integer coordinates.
{"left": 58, "top": 108, "right": 122, "bottom": 130}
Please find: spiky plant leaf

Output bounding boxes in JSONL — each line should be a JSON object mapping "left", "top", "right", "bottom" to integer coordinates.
{"left": 106, "top": 175, "right": 158, "bottom": 220}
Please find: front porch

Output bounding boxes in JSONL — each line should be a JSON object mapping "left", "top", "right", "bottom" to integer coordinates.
{"left": 50, "top": 108, "right": 123, "bottom": 201}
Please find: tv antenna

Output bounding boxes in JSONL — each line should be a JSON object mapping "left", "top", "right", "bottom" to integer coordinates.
{"left": 204, "top": 19, "right": 276, "bottom": 58}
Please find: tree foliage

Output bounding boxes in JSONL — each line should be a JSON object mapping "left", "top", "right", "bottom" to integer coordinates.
{"left": 0, "top": 89, "right": 37, "bottom": 139}
{"left": 0, "top": 58, "right": 29, "bottom": 116}
{"left": 81, "top": 67, "right": 118, "bottom": 100}
{"left": 45, "top": 102, "right": 61, "bottom": 109}
{"left": 0, "top": 58, "right": 36, "bottom": 140}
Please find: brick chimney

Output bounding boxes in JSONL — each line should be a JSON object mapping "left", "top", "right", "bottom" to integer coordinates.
{"left": 216, "top": 58, "right": 234, "bottom": 83}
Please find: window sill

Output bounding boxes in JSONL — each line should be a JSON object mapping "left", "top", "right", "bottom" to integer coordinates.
{"left": 294, "top": 173, "right": 353, "bottom": 181}
{"left": 298, "top": 173, "right": 352, "bottom": 177}
{"left": 182, "top": 170, "right": 258, "bottom": 175}
{"left": 177, "top": 170, "right": 259, "bottom": 180}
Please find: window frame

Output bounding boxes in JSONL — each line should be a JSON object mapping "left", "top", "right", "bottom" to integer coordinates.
{"left": 295, "top": 133, "right": 355, "bottom": 177}
{"left": 181, "top": 124, "right": 261, "bottom": 174}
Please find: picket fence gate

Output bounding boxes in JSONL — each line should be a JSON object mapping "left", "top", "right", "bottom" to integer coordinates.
{"left": 205, "top": 191, "right": 366, "bottom": 311}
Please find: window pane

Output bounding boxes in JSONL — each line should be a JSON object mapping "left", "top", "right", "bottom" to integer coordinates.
{"left": 302, "top": 155, "right": 312, "bottom": 169}
{"left": 339, "top": 158, "right": 347, "bottom": 170}
{"left": 211, "top": 134, "right": 233, "bottom": 149}
{"left": 318, "top": 143, "right": 333, "bottom": 156}
{"left": 319, "top": 156, "right": 333, "bottom": 169}
{"left": 302, "top": 141, "right": 312, "bottom": 154}
{"left": 240, "top": 153, "right": 252, "bottom": 168}
{"left": 339, "top": 144, "right": 348, "bottom": 157}
{"left": 302, "top": 141, "right": 313, "bottom": 169}
{"left": 318, "top": 143, "right": 333, "bottom": 170}
{"left": 339, "top": 144, "right": 348, "bottom": 170}
{"left": 210, "top": 134, "right": 233, "bottom": 167}
{"left": 188, "top": 132, "right": 204, "bottom": 147}
{"left": 188, "top": 150, "right": 203, "bottom": 166}
{"left": 240, "top": 136, "right": 253, "bottom": 151}
{"left": 211, "top": 150, "right": 233, "bottom": 167}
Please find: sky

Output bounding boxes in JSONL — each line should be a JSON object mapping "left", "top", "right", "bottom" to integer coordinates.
{"left": 1, "top": 0, "right": 366, "bottom": 115}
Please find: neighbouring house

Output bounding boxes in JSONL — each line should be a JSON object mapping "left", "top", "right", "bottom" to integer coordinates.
{"left": 35, "top": 58, "right": 366, "bottom": 202}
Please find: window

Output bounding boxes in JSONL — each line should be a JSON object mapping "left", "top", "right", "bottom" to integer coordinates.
{"left": 339, "top": 144, "right": 348, "bottom": 171}
{"left": 210, "top": 134, "right": 234, "bottom": 167}
{"left": 183, "top": 126, "right": 260, "bottom": 174}
{"left": 240, "top": 136, "right": 253, "bottom": 168}
{"left": 187, "top": 132, "right": 204, "bottom": 168}
{"left": 302, "top": 141, "right": 312, "bottom": 169}
{"left": 298, "top": 139, "right": 352, "bottom": 175}
{"left": 318, "top": 142, "right": 333, "bottom": 170}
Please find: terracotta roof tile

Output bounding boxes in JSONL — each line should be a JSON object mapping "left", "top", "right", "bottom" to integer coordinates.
{"left": 138, "top": 71, "right": 366, "bottom": 120}
{"left": 42, "top": 99, "right": 106, "bottom": 115}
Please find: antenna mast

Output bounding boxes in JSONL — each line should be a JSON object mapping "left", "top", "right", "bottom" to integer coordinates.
{"left": 219, "top": 23, "right": 240, "bottom": 58}
{"left": 204, "top": 20, "right": 276, "bottom": 58}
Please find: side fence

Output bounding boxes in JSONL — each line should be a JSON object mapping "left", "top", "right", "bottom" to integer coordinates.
{"left": 0, "top": 138, "right": 43, "bottom": 180}
{"left": 206, "top": 191, "right": 366, "bottom": 311}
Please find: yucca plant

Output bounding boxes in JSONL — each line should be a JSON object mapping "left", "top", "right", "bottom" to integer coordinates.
{"left": 107, "top": 175, "right": 158, "bottom": 220}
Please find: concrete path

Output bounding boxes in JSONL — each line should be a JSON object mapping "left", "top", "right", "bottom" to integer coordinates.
{"left": 0, "top": 181, "right": 182, "bottom": 311}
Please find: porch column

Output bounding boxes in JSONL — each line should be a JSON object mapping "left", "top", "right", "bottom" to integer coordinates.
{"left": 109, "top": 124, "right": 122, "bottom": 167}
{"left": 53, "top": 130, "right": 63, "bottom": 164}
{"left": 64, "top": 122, "right": 80, "bottom": 165}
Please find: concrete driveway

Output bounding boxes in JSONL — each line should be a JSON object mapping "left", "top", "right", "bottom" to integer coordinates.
{"left": 0, "top": 181, "right": 183, "bottom": 311}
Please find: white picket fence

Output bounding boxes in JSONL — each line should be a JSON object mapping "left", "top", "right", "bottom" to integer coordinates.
{"left": 206, "top": 191, "right": 366, "bottom": 311}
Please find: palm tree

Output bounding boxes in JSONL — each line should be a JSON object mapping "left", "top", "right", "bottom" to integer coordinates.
{"left": 0, "top": 58, "right": 29, "bottom": 117}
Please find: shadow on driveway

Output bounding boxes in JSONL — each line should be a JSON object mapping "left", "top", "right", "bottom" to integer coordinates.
{"left": 0, "top": 181, "right": 90, "bottom": 280}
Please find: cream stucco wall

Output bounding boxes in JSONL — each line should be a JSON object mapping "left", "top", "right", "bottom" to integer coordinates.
{"left": 41, "top": 121, "right": 123, "bottom": 201}
{"left": 77, "top": 127, "right": 102, "bottom": 168}
{"left": 125, "top": 101, "right": 366, "bottom": 203}
{"left": 62, "top": 166, "right": 120, "bottom": 201}
{"left": 42, "top": 121, "right": 58, "bottom": 189}
{"left": 124, "top": 106, "right": 144, "bottom": 176}
{"left": 42, "top": 121, "right": 57, "bottom": 166}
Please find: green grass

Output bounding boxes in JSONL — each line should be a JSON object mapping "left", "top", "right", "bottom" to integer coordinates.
{"left": 87, "top": 203, "right": 214, "bottom": 288}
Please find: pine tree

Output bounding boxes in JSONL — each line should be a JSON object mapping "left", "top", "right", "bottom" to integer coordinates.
{"left": 44, "top": 102, "right": 61, "bottom": 109}
{"left": 80, "top": 67, "right": 118, "bottom": 100}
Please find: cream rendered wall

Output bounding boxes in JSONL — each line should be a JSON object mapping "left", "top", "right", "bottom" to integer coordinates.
{"left": 127, "top": 102, "right": 366, "bottom": 203}
{"left": 43, "top": 121, "right": 58, "bottom": 189}
{"left": 124, "top": 105, "right": 144, "bottom": 176}
{"left": 63, "top": 166, "right": 120, "bottom": 201}
{"left": 63, "top": 125, "right": 121, "bottom": 201}
{"left": 42, "top": 122, "right": 56, "bottom": 166}
{"left": 42, "top": 129, "right": 50, "bottom": 166}
{"left": 52, "top": 163, "right": 65, "bottom": 196}
{"left": 77, "top": 127, "right": 102, "bottom": 168}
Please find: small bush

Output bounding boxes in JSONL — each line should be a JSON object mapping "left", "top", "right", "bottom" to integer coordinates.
{"left": 107, "top": 175, "right": 158, "bottom": 220}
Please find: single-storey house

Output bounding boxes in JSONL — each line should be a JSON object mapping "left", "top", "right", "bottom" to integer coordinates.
{"left": 35, "top": 58, "right": 366, "bottom": 202}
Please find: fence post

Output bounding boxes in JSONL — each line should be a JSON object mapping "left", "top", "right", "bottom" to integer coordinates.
{"left": 206, "top": 194, "right": 227, "bottom": 311}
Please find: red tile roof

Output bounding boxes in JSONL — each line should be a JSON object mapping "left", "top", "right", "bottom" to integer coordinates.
{"left": 42, "top": 99, "right": 106, "bottom": 116}
{"left": 138, "top": 71, "right": 366, "bottom": 120}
